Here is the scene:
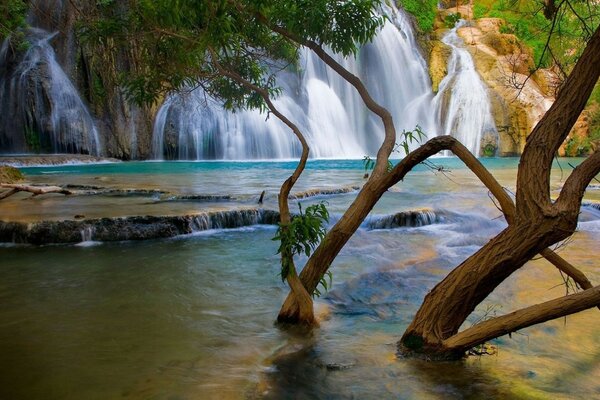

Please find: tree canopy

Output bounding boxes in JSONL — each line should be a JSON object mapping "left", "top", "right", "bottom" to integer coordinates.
{"left": 79, "top": 0, "right": 384, "bottom": 107}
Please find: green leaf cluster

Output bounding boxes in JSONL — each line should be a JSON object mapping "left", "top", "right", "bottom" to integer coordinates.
{"left": 273, "top": 202, "right": 329, "bottom": 286}
{"left": 363, "top": 125, "right": 426, "bottom": 176}
{"left": 0, "top": 0, "right": 28, "bottom": 49}
{"left": 397, "top": 124, "right": 426, "bottom": 156}
{"left": 398, "top": 0, "right": 438, "bottom": 32}
{"left": 472, "top": 0, "right": 599, "bottom": 68}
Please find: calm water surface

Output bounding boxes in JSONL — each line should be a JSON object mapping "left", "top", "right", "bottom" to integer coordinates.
{"left": 1, "top": 158, "right": 599, "bottom": 399}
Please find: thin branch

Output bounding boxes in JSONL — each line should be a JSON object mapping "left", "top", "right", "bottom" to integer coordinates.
{"left": 207, "top": 47, "right": 315, "bottom": 324}
{"left": 556, "top": 151, "right": 600, "bottom": 210}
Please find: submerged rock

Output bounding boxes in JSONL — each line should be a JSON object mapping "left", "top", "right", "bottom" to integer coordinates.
{"left": 289, "top": 186, "right": 361, "bottom": 200}
{"left": 0, "top": 209, "right": 280, "bottom": 244}
{"left": 365, "top": 209, "right": 444, "bottom": 229}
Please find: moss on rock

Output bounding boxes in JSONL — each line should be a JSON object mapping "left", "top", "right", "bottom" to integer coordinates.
{"left": 0, "top": 165, "right": 24, "bottom": 183}
{"left": 428, "top": 40, "right": 452, "bottom": 93}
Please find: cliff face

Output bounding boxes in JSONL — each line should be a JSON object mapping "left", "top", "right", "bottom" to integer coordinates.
{"left": 0, "top": 0, "right": 155, "bottom": 159}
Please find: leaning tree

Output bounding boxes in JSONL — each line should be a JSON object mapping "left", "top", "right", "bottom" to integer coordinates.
{"left": 80, "top": 0, "right": 600, "bottom": 358}
{"left": 263, "top": 1, "right": 600, "bottom": 358}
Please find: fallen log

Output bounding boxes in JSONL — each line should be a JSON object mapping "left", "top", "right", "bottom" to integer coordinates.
{"left": 0, "top": 183, "right": 74, "bottom": 200}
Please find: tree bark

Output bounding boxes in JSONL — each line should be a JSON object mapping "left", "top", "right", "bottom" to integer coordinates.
{"left": 399, "top": 24, "right": 600, "bottom": 357}
{"left": 400, "top": 219, "right": 574, "bottom": 356}
{"left": 443, "top": 285, "right": 600, "bottom": 354}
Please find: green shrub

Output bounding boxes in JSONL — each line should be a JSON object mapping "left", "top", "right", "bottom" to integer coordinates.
{"left": 399, "top": 0, "right": 438, "bottom": 32}
{"left": 444, "top": 12, "right": 461, "bottom": 28}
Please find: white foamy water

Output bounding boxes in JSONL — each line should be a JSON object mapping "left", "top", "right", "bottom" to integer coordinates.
{"left": 432, "top": 20, "right": 498, "bottom": 156}
{"left": 152, "top": 5, "right": 493, "bottom": 160}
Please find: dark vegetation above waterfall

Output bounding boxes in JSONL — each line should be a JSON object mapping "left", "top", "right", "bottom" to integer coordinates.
{"left": 0, "top": 0, "right": 27, "bottom": 43}
{"left": 79, "top": 0, "right": 384, "bottom": 106}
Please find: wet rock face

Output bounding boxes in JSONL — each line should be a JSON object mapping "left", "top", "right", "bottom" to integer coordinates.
{"left": 428, "top": 40, "right": 452, "bottom": 93}
{"left": 0, "top": 0, "right": 155, "bottom": 160}
{"left": 0, "top": 29, "right": 101, "bottom": 155}
{"left": 453, "top": 21, "right": 554, "bottom": 156}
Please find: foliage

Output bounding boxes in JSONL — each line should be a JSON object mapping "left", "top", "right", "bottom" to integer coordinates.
{"left": 0, "top": 0, "right": 28, "bottom": 49}
{"left": 444, "top": 12, "right": 461, "bottom": 28}
{"left": 79, "top": 0, "right": 385, "bottom": 108}
{"left": 313, "top": 271, "right": 333, "bottom": 298}
{"left": 363, "top": 125, "right": 426, "bottom": 176}
{"left": 398, "top": 0, "right": 438, "bottom": 32}
{"left": 23, "top": 125, "right": 41, "bottom": 154}
{"left": 472, "top": 0, "right": 599, "bottom": 68}
{"left": 482, "top": 143, "right": 496, "bottom": 157}
{"left": 397, "top": 125, "right": 426, "bottom": 156}
{"left": 273, "top": 202, "right": 329, "bottom": 287}
{"left": 0, "top": 165, "right": 24, "bottom": 183}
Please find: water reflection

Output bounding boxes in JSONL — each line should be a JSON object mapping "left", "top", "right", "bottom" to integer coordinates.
{"left": 0, "top": 159, "right": 598, "bottom": 399}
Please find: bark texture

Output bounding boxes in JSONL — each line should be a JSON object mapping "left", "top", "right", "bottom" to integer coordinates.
{"left": 400, "top": 25, "right": 600, "bottom": 357}
{"left": 276, "top": 22, "right": 600, "bottom": 356}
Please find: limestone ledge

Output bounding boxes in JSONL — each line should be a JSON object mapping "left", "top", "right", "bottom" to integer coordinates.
{"left": 0, "top": 209, "right": 280, "bottom": 245}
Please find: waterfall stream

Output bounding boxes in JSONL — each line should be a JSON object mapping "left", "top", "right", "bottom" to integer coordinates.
{"left": 152, "top": 4, "right": 440, "bottom": 160}
{"left": 433, "top": 21, "right": 499, "bottom": 156}
{"left": 0, "top": 3, "right": 499, "bottom": 160}
{"left": 0, "top": 28, "right": 101, "bottom": 156}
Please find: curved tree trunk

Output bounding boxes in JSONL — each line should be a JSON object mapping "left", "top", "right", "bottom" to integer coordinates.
{"left": 399, "top": 24, "right": 600, "bottom": 358}
{"left": 207, "top": 48, "right": 315, "bottom": 323}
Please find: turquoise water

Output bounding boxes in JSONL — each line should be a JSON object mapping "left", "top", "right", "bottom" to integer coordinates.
{"left": 19, "top": 157, "right": 583, "bottom": 176}
{"left": 1, "top": 159, "right": 599, "bottom": 399}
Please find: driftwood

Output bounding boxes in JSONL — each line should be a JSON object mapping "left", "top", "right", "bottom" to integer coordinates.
{"left": 0, "top": 183, "right": 74, "bottom": 200}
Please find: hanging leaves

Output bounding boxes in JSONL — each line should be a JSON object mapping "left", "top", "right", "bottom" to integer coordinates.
{"left": 273, "top": 202, "right": 330, "bottom": 294}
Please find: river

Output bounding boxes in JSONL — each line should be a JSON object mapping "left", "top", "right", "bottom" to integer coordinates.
{"left": 0, "top": 158, "right": 599, "bottom": 399}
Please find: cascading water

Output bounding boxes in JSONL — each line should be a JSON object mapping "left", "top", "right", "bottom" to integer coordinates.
{"left": 152, "top": 4, "right": 441, "bottom": 160}
{"left": 153, "top": 5, "right": 499, "bottom": 160}
{"left": 0, "top": 29, "right": 101, "bottom": 155}
{"left": 432, "top": 20, "right": 499, "bottom": 156}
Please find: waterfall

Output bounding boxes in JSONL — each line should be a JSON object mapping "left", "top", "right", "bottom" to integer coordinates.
{"left": 0, "top": 29, "right": 101, "bottom": 155}
{"left": 432, "top": 21, "right": 498, "bottom": 156}
{"left": 0, "top": 2, "right": 498, "bottom": 159}
{"left": 152, "top": 4, "right": 440, "bottom": 160}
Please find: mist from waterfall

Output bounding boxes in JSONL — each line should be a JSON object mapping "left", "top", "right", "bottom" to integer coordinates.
{"left": 432, "top": 21, "right": 498, "bottom": 156}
